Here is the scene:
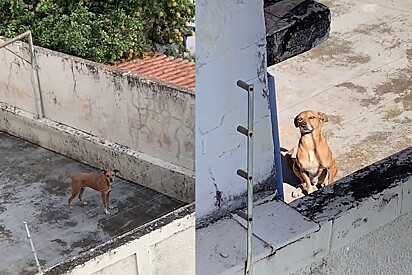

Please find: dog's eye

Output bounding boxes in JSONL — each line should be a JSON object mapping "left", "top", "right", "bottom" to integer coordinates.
{"left": 309, "top": 116, "right": 315, "bottom": 119}
{"left": 297, "top": 117, "right": 302, "bottom": 121}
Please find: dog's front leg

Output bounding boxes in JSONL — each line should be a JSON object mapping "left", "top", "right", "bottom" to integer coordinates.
{"left": 320, "top": 168, "right": 330, "bottom": 187}
{"left": 101, "top": 192, "right": 110, "bottom": 214}
{"left": 106, "top": 191, "right": 114, "bottom": 210}
{"left": 312, "top": 168, "right": 325, "bottom": 187}
{"left": 292, "top": 169, "right": 314, "bottom": 197}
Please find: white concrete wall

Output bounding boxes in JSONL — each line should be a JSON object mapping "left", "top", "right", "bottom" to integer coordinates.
{"left": 0, "top": 38, "right": 195, "bottom": 171}
{"left": 196, "top": 0, "right": 273, "bottom": 220}
{"left": 0, "top": 43, "right": 37, "bottom": 114}
{"left": 46, "top": 205, "right": 195, "bottom": 275}
{"left": 296, "top": 209, "right": 412, "bottom": 275}
{"left": 0, "top": 104, "right": 194, "bottom": 202}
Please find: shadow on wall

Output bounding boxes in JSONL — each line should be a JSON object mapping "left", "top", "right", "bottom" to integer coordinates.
{"left": 280, "top": 147, "right": 300, "bottom": 187}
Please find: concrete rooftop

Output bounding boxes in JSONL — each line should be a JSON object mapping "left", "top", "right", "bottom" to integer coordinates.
{"left": 0, "top": 132, "right": 185, "bottom": 274}
{"left": 197, "top": 0, "right": 412, "bottom": 273}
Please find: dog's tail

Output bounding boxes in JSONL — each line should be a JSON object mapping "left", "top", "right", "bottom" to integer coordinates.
{"left": 285, "top": 148, "right": 295, "bottom": 169}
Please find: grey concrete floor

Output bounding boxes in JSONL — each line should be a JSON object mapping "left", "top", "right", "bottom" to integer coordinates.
{"left": 0, "top": 132, "right": 184, "bottom": 275}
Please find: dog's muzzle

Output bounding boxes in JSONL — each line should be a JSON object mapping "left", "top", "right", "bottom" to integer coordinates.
{"left": 300, "top": 124, "right": 313, "bottom": 134}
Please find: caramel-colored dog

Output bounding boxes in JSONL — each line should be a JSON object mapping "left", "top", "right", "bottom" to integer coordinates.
{"left": 286, "top": 110, "right": 338, "bottom": 197}
{"left": 66, "top": 169, "right": 120, "bottom": 214}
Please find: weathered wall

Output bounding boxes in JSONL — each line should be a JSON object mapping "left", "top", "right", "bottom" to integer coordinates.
{"left": 45, "top": 204, "right": 195, "bottom": 275}
{"left": 220, "top": 147, "right": 412, "bottom": 274}
{"left": 0, "top": 38, "right": 195, "bottom": 171}
{"left": 0, "top": 103, "right": 194, "bottom": 202}
{"left": 196, "top": 0, "right": 273, "bottom": 222}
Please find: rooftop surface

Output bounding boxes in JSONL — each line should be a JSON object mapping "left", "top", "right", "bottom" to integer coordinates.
{"left": 117, "top": 54, "right": 196, "bottom": 92}
{"left": 272, "top": 0, "right": 412, "bottom": 202}
{"left": 197, "top": 0, "right": 412, "bottom": 273}
{"left": 0, "top": 132, "right": 185, "bottom": 275}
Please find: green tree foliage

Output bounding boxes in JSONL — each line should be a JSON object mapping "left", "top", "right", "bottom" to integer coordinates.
{"left": 0, "top": 0, "right": 195, "bottom": 64}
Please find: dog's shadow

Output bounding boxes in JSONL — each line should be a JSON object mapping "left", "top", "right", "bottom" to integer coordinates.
{"left": 279, "top": 147, "right": 300, "bottom": 188}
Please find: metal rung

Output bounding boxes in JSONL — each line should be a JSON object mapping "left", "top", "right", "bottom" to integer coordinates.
{"left": 237, "top": 125, "right": 249, "bottom": 136}
{"left": 237, "top": 169, "right": 248, "bottom": 180}
{"left": 236, "top": 80, "right": 254, "bottom": 92}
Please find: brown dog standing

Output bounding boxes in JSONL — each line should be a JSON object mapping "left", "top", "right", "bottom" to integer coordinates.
{"left": 287, "top": 110, "right": 338, "bottom": 197}
{"left": 66, "top": 169, "right": 120, "bottom": 214}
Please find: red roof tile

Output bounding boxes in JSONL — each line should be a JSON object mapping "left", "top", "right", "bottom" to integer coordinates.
{"left": 116, "top": 54, "right": 195, "bottom": 92}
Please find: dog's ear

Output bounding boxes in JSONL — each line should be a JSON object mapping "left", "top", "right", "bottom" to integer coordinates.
{"left": 293, "top": 115, "right": 300, "bottom": 128}
{"left": 113, "top": 169, "right": 120, "bottom": 174}
{"left": 102, "top": 170, "right": 107, "bottom": 174}
{"left": 318, "top": 112, "right": 329, "bottom": 123}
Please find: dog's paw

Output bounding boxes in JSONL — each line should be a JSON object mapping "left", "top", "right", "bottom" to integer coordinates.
{"left": 82, "top": 201, "right": 88, "bottom": 206}
{"left": 108, "top": 205, "right": 115, "bottom": 210}
{"left": 292, "top": 188, "right": 302, "bottom": 198}
{"left": 68, "top": 206, "right": 74, "bottom": 210}
{"left": 321, "top": 180, "right": 330, "bottom": 187}
{"left": 104, "top": 209, "right": 110, "bottom": 215}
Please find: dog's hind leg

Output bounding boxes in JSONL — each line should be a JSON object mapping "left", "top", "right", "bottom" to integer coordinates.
{"left": 68, "top": 190, "right": 79, "bottom": 210}
{"left": 327, "top": 163, "right": 338, "bottom": 184}
{"left": 292, "top": 164, "right": 314, "bottom": 197}
{"left": 78, "top": 187, "right": 88, "bottom": 206}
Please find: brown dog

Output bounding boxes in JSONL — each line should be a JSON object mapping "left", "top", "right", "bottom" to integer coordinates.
{"left": 66, "top": 169, "right": 120, "bottom": 214}
{"left": 286, "top": 110, "right": 338, "bottom": 197}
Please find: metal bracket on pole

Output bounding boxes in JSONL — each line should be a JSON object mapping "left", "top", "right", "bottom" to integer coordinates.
{"left": 0, "top": 31, "right": 44, "bottom": 119}
{"left": 236, "top": 79, "right": 254, "bottom": 275}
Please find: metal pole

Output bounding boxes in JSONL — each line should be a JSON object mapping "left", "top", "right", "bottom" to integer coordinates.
{"left": 246, "top": 82, "right": 254, "bottom": 275}
{"left": 0, "top": 31, "right": 31, "bottom": 48}
{"left": 236, "top": 80, "right": 254, "bottom": 275}
{"left": 267, "top": 73, "right": 284, "bottom": 201}
{"left": 27, "top": 31, "right": 44, "bottom": 119}
{"left": 23, "top": 221, "right": 43, "bottom": 275}
{"left": 0, "top": 31, "right": 44, "bottom": 119}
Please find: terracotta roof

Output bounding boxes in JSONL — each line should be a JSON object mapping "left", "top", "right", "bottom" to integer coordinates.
{"left": 116, "top": 54, "right": 195, "bottom": 92}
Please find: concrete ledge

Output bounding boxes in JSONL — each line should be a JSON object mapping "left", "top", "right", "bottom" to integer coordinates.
{"left": 196, "top": 217, "right": 272, "bottom": 275}
{"left": 265, "top": 0, "right": 331, "bottom": 66}
{"left": 196, "top": 199, "right": 321, "bottom": 275}
{"left": 45, "top": 203, "right": 195, "bottom": 275}
{"left": 290, "top": 147, "right": 412, "bottom": 254}
{"left": 198, "top": 147, "right": 412, "bottom": 274}
{"left": 0, "top": 102, "right": 194, "bottom": 203}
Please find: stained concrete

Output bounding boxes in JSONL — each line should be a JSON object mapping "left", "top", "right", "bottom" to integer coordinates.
{"left": 0, "top": 36, "right": 195, "bottom": 172}
{"left": 265, "top": 0, "right": 331, "bottom": 66}
{"left": 268, "top": 0, "right": 412, "bottom": 202}
{"left": 0, "top": 132, "right": 184, "bottom": 275}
